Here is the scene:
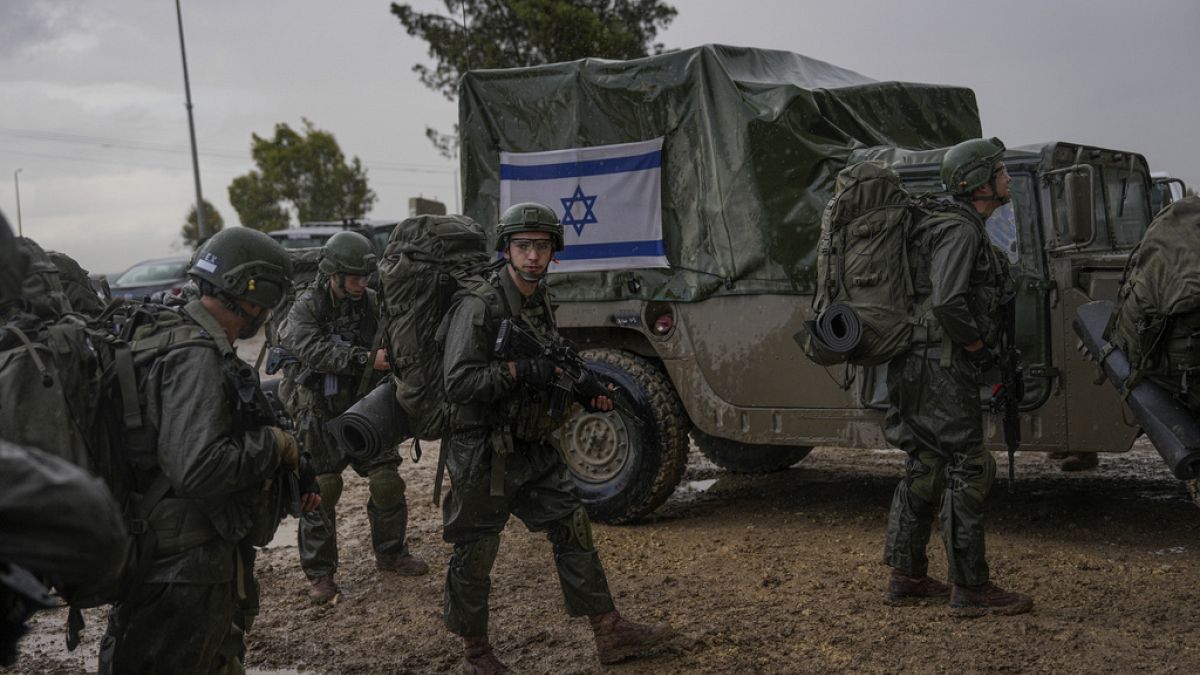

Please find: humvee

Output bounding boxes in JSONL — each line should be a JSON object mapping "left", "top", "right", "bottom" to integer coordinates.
{"left": 458, "top": 44, "right": 1170, "bottom": 523}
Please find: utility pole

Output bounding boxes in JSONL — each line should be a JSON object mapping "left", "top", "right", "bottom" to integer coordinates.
{"left": 175, "top": 0, "right": 206, "bottom": 243}
{"left": 13, "top": 169, "right": 22, "bottom": 236}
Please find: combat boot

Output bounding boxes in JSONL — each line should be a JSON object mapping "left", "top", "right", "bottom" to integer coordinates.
{"left": 949, "top": 582, "right": 1033, "bottom": 617}
{"left": 885, "top": 569, "right": 951, "bottom": 605}
{"left": 376, "top": 552, "right": 430, "bottom": 576}
{"left": 308, "top": 574, "right": 340, "bottom": 605}
{"left": 462, "top": 636, "right": 513, "bottom": 675}
{"left": 589, "top": 610, "right": 678, "bottom": 665}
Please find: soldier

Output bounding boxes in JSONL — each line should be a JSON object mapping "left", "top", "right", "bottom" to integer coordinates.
{"left": 441, "top": 202, "right": 677, "bottom": 672}
{"left": 98, "top": 227, "right": 319, "bottom": 673}
{"left": 278, "top": 231, "right": 427, "bottom": 605}
{"left": 881, "top": 137, "right": 1033, "bottom": 616}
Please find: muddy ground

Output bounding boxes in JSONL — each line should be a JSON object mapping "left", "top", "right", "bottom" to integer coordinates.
{"left": 8, "top": 436, "right": 1200, "bottom": 674}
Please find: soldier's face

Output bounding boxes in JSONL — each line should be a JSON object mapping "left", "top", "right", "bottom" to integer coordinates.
{"left": 990, "top": 162, "right": 1011, "bottom": 199}
{"left": 504, "top": 231, "right": 553, "bottom": 277}
{"left": 332, "top": 273, "right": 369, "bottom": 300}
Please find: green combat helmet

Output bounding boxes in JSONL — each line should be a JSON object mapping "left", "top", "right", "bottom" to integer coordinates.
{"left": 941, "top": 137, "right": 1007, "bottom": 196}
{"left": 188, "top": 227, "right": 293, "bottom": 338}
{"left": 318, "top": 231, "right": 377, "bottom": 276}
{"left": 496, "top": 202, "right": 564, "bottom": 252}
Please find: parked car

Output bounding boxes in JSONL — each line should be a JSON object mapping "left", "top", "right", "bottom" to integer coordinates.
{"left": 267, "top": 219, "right": 399, "bottom": 256}
{"left": 110, "top": 255, "right": 191, "bottom": 301}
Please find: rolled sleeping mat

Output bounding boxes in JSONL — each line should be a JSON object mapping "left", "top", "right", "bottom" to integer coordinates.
{"left": 328, "top": 378, "right": 412, "bottom": 461}
{"left": 1073, "top": 300, "right": 1200, "bottom": 480}
{"left": 803, "top": 302, "right": 864, "bottom": 358}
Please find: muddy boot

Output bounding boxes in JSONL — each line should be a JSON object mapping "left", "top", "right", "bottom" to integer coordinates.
{"left": 308, "top": 574, "right": 340, "bottom": 605}
{"left": 1060, "top": 452, "right": 1099, "bottom": 472}
{"left": 949, "top": 582, "right": 1033, "bottom": 617}
{"left": 376, "top": 552, "right": 430, "bottom": 576}
{"left": 589, "top": 610, "right": 678, "bottom": 665}
{"left": 885, "top": 568, "right": 951, "bottom": 605}
{"left": 462, "top": 636, "right": 513, "bottom": 675}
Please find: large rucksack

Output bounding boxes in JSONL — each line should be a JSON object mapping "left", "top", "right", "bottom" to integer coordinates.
{"left": 1106, "top": 196, "right": 1200, "bottom": 402}
{"left": 46, "top": 250, "right": 106, "bottom": 317}
{"left": 801, "top": 161, "right": 920, "bottom": 367}
{"left": 378, "top": 214, "right": 495, "bottom": 440}
{"left": 0, "top": 284, "right": 222, "bottom": 623}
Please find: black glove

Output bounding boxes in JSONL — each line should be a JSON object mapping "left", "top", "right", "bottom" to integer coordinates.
{"left": 964, "top": 346, "right": 998, "bottom": 372}
{"left": 515, "top": 358, "right": 556, "bottom": 388}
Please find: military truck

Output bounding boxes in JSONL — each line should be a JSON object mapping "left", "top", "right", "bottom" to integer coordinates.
{"left": 458, "top": 44, "right": 1163, "bottom": 523}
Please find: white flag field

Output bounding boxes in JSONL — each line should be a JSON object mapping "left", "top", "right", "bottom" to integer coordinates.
{"left": 499, "top": 138, "right": 669, "bottom": 273}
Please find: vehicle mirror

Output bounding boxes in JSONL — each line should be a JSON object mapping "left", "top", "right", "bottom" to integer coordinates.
{"left": 1063, "top": 169, "right": 1095, "bottom": 244}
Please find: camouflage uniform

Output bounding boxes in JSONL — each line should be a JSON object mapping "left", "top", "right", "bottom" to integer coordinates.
{"left": 883, "top": 201, "right": 1007, "bottom": 586}
{"left": 277, "top": 283, "right": 410, "bottom": 580}
{"left": 440, "top": 268, "right": 614, "bottom": 638}
{"left": 98, "top": 300, "right": 285, "bottom": 674}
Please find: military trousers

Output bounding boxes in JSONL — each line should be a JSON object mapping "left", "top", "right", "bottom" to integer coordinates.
{"left": 882, "top": 349, "right": 996, "bottom": 586}
{"left": 441, "top": 428, "right": 615, "bottom": 637}
{"left": 285, "top": 380, "right": 410, "bottom": 579}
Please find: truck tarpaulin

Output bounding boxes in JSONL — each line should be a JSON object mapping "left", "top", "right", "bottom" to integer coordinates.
{"left": 459, "top": 44, "right": 981, "bottom": 302}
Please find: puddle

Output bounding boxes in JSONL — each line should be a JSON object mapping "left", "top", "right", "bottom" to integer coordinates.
{"left": 1152, "top": 546, "right": 1187, "bottom": 555}
{"left": 682, "top": 478, "right": 717, "bottom": 493}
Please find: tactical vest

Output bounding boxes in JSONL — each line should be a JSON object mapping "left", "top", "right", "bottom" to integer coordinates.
{"left": 909, "top": 201, "right": 1009, "bottom": 353}
{"left": 123, "top": 302, "right": 281, "bottom": 560}
{"left": 446, "top": 270, "right": 561, "bottom": 440}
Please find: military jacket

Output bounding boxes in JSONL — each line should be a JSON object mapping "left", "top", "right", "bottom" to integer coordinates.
{"left": 442, "top": 268, "right": 560, "bottom": 435}
{"left": 125, "top": 300, "right": 281, "bottom": 583}
{"left": 911, "top": 201, "right": 1008, "bottom": 349}
{"left": 278, "top": 284, "right": 381, "bottom": 411}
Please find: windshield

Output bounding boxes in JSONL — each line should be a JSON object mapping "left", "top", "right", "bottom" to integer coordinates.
{"left": 275, "top": 236, "right": 328, "bottom": 250}
{"left": 115, "top": 259, "right": 188, "bottom": 286}
{"left": 1050, "top": 164, "right": 1150, "bottom": 249}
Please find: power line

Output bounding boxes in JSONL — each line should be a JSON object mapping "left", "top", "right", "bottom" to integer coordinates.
{"left": 0, "top": 127, "right": 456, "bottom": 173}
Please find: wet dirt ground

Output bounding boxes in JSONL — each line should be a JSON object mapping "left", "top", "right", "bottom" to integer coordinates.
{"left": 8, "top": 437, "right": 1200, "bottom": 674}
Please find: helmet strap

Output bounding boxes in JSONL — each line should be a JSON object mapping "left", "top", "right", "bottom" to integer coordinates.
{"left": 507, "top": 257, "right": 547, "bottom": 283}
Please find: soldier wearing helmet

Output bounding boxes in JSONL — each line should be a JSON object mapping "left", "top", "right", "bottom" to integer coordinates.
{"left": 880, "top": 138, "right": 1032, "bottom": 616}
{"left": 100, "top": 227, "right": 320, "bottom": 673}
{"left": 439, "top": 202, "right": 677, "bottom": 672}
{"left": 277, "top": 230, "right": 428, "bottom": 605}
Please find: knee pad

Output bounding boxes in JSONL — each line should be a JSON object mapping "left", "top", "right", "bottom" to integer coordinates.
{"left": 550, "top": 506, "right": 595, "bottom": 553}
{"left": 455, "top": 535, "right": 501, "bottom": 580}
{"left": 316, "top": 473, "right": 344, "bottom": 510}
{"left": 367, "top": 466, "right": 406, "bottom": 510}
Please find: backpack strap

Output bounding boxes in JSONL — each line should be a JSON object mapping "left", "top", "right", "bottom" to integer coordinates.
{"left": 0, "top": 324, "right": 54, "bottom": 387}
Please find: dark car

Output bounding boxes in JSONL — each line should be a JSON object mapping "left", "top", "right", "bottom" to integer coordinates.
{"left": 110, "top": 255, "right": 191, "bottom": 301}
{"left": 267, "top": 219, "right": 399, "bottom": 256}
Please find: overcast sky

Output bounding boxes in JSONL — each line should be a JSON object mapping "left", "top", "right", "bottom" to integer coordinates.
{"left": 2, "top": 0, "right": 1196, "bottom": 275}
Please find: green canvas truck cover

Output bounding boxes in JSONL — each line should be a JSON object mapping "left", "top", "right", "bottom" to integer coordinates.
{"left": 459, "top": 44, "right": 981, "bottom": 302}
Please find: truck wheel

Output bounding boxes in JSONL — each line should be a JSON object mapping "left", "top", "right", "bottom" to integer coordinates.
{"left": 554, "top": 349, "right": 691, "bottom": 524}
{"left": 692, "top": 429, "right": 812, "bottom": 473}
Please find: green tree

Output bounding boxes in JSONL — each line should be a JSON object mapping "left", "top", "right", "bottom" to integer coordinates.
{"left": 180, "top": 198, "right": 225, "bottom": 250}
{"left": 391, "top": 0, "right": 677, "bottom": 156}
{"left": 228, "top": 118, "right": 376, "bottom": 232}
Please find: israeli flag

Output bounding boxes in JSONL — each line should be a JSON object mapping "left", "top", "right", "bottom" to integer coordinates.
{"left": 499, "top": 138, "right": 668, "bottom": 273}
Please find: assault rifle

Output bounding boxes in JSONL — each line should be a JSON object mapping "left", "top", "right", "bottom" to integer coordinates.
{"left": 250, "top": 371, "right": 319, "bottom": 518}
{"left": 493, "top": 318, "right": 641, "bottom": 425}
{"left": 989, "top": 295, "right": 1024, "bottom": 486}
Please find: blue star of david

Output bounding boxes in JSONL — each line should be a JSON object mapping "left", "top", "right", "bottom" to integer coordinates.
{"left": 560, "top": 186, "right": 598, "bottom": 236}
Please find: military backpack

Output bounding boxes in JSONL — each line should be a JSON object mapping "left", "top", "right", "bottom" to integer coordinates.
{"left": 378, "top": 214, "right": 496, "bottom": 440}
{"left": 1107, "top": 196, "right": 1200, "bottom": 401}
{"left": 801, "top": 161, "right": 922, "bottom": 367}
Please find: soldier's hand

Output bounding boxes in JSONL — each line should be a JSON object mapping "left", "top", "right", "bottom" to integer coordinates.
{"left": 268, "top": 426, "right": 301, "bottom": 470}
{"left": 373, "top": 349, "right": 391, "bottom": 372}
{"left": 301, "top": 492, "right": 322, "bottom": 513}
{"left": 964, "top": 344, "right": 998, "bottom": 373}
{"left": 589, "top": 395, "right": 614, "bottom": 412}
{"left": 515, "top": 358, "right": 557, "bottom": 387}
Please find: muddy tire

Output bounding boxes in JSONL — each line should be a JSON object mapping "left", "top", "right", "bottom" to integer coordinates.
{"left": 554, "top": 349, "right": 691, "bottom": 524}
{"left": 692, "top": 429, "right": 812, "bottom": 473}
